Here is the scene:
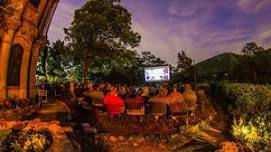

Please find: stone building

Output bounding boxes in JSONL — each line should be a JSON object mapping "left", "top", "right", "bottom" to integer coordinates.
{"left": 0, "top": 0, "right": 59, "bottom": 100}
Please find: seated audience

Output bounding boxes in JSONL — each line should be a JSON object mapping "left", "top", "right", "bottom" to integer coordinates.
{"left": 150, "top": 87, "right": 169, "bottom": 120}
{"left": 141, "top": 87, "right": 151, "bottom": 114}
{"left": 168, "top": 85, "right": 185, "bottom": 119}
{"left": 183, "top": 84, "right": 197, "bottom": 114}
{"left": 103, "top": 87, "right": 125, "bottom": 115}
{"left": 118, "top": 86, "right": 127, "bottom": 99}
{"left": 89, "top": 84, "right": 105, "bottom": 106}
{"left": 125, "top": 87, "right": 144, "bottom": 110}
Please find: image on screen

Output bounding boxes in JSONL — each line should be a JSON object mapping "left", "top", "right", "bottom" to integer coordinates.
{"left": 144, "top": 66, "right": 170, "bottom": 82}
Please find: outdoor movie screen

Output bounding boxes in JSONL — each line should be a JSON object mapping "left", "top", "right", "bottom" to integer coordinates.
{"left": 144, "top": 66, "right": 170, "bottom": 82}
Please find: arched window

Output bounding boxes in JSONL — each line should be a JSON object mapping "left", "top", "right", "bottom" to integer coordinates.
{"left": 29, "top": 0, "right": 40, "bottom": 8}
{"left": 7, "top": 44, "right": 24, "bottom": 86}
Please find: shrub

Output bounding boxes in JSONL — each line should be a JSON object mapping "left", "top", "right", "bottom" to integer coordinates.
{"left": 0, "top": 98, "right": 38, "bottom": 111}
{"left": 212, "top": 83, "right": 271, "bottom": 151}
{"left": 211, "top": 83, "right": 271, "bottom": 116}
{"left": 1, "top": 128, "right": 53, "bottom": 152}
{"left": 232, "top": 113, "right": 271, "bottom": 151}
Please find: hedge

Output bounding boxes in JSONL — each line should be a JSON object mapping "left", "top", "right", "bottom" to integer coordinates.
{"left": 211, "top": 83, "right": 271, "bottom": 151}
{"left": 211, "top": 83, "right": 271, "bottom": 116}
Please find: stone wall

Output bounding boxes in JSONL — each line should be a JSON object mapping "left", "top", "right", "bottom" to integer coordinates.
{"left": 0, "top": 0, "right": 59, "bottom": 100}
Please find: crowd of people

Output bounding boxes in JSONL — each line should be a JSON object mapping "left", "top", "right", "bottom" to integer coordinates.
{"left": 63, "top": 82, "right": 199, "bottom": 121}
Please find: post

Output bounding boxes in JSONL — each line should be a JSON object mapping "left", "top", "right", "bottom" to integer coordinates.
{"left": 193, "top": 60, "right": 197, "bottom": 89}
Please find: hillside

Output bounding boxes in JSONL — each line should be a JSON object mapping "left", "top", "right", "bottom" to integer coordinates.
{"left": 196, "top": 52, "right": 242, "bottom": 77}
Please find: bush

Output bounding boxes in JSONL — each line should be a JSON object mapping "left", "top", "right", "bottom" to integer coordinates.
{"left": 1, "top": 128, "right": 53, "bottom": 152}
{"left": 211, "top": 83, "right": 271, "bottom": 116}
{"left": 232, "top": 113, "right": 271, "bottom": 151}
{"left": 212, "top": 83, "right": 271, "bottom": 151}
{"left": 0, "top": 98, "right": 38, "bottom": 111}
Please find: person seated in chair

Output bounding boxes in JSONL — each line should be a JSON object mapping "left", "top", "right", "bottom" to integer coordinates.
{"left": 141, "top": 87, "right": 151, "bottom": 114}
{"left": 183, "top": 84, "right": 197, "bottom": 114}
{"left": 88, "top": 84, "right": 105, "bottom": 107}
{"left": 125, "top": 87, "right": 144, "bottom": 115}
{"left": 103, "top": 87, "right": 125, "bottom": 115}
{"left": 150, "top": 87, "right": 169, "bottom": 121}
{"left": 167, "top": 84, "right": 185, "bottom": 120}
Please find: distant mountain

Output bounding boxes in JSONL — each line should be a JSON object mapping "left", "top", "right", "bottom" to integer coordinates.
{"left": 195, "top": 52, "right": 242, "bottom": 78}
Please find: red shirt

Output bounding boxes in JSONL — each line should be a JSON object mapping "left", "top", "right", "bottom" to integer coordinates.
{"left": 125, "top": 95, "right": 143, "bottom": 109}
{"left": 103, "top": 94, "right": 125, "bottom": 114}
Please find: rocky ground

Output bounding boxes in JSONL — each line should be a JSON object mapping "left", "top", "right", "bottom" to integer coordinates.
{"left": 0, "top": 97, "right": 236, "bottom": 152}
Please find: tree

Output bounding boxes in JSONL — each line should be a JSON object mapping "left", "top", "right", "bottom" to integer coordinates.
{"left": 140, "top": 51, "right": 167, "bottom": 67}
{"left": 254, "top": 48, "right": 271, "bottom": 83}
{"left": 171, "top": 51, "right": 194, "bottom": 83}
{"left": 88, "top": 49, "right": 143, "bottom": 84}
{"left": 240, "top": 42, "right": 264, "bottom": 82}
{"left": 241, "top": 42, "right": 264, "bottom": 57}
{"left": 64, "top": 0, "right": 141, "bottom": 83}
{"left": 176, "top": 51, "right": 192, "bottom": 72}
{"left": 37, "top": 40, "right": 72, "bottom": 83}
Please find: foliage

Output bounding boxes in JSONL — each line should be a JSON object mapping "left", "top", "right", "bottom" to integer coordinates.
{"left": 241, "top": 42, "right": 264, "bottom": 57}
{"left": 234, "top": 42, "right": 265, "bottom": 82}
{"left": 64, "top": 0, "right": 141, "bottom": 82}
{"left": 211, "top": 83, "right": 271, "bottom": 116}
{"left": 176, "top": 51, "right": 192, "bottom": 72}
{"left": 88, "top": 49, "right": 144, "bottom": 84}
{"left": 232, "top": 114, "right": 271, "bottom": 151}
{"left": 1, "top": 129, "right": 52, "bottom": 152}
{"left": 212, "top": 83, "right": 271, "bottom": 151}
{"left": 140, "top": 51, "right": 167, "bottom": 67}
{"left": 37, "top": 40, "right": 72, "bottom": 83}
{"left": 170, "top": 51, "right": 194, "bottom": 83}
{"left": 0, "top": 98, "right": 38, "bottom": 111}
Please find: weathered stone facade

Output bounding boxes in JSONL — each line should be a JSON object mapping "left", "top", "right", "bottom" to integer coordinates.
{"left": 0, "top": 0, "right": 59, "bottom": 100}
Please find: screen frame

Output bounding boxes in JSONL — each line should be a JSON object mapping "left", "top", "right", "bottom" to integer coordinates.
{"left": 144, "top": 65, "right": 171, "bottom": 82}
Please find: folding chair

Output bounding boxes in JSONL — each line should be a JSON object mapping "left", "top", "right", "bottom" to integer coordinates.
{"left": 54, "top": 89, "right": 62, "bottom": 98}
{"left": 38, "top": 89, "right": 48, "bottom": 103}
{"left": 151, "top": 103, "right": 167, "bottom": 121}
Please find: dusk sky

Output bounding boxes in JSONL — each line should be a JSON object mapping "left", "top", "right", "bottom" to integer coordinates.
{"left": 48, "top": 0, "right": 271, "bottom": 64}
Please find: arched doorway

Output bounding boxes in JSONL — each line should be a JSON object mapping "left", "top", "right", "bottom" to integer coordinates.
{"left": 7, "top": 44, "right": 24, "bottom": 86}
{"left": 0, "top": 0, "right": 58, "bottom": 99}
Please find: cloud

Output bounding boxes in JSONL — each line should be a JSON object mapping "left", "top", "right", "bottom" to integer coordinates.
{"left": 48, "top": 0, "right": 271, "bottom": 64}
{"left": 48, "top": 0, "right": 84, "bottom": 42}
{"left": 168, "top": 0, "right": 213, "bottom": 18}
{"left": 235, "top": 0, "right": 271, "bottom": 13}
{"left": 251, "top": 25, "right": 271, "bottom": 47}
{"left": 132, "top": 21, "right": 177, "bottom": 64}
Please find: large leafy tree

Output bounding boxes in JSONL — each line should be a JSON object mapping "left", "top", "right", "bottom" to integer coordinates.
{"left": 176, "top": 50, "right": 192, "bottom": 72}
{"left": 37, "top": 40, "right": 72, "bottom": 82}
{"left": 89, "top": 49, "right": 143, "bottom": 84}
{"left": 241, "top": 42, "right": 264, "bottom": 57}
{"left": 171, "top": 51, "right": 194, "bottom": 83}
{"left": 240, "top": 42, "right": 264, "bottom": 82}
{"left": 140, "top": 51, "right": 167, "bottom": 67}
{"left": 64, "top": 0, "right": 141, "bottom": 83}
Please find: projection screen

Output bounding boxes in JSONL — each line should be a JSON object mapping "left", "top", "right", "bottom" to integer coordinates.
{"left": 144, "top": 66, "right": 170, "bottom": 82}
